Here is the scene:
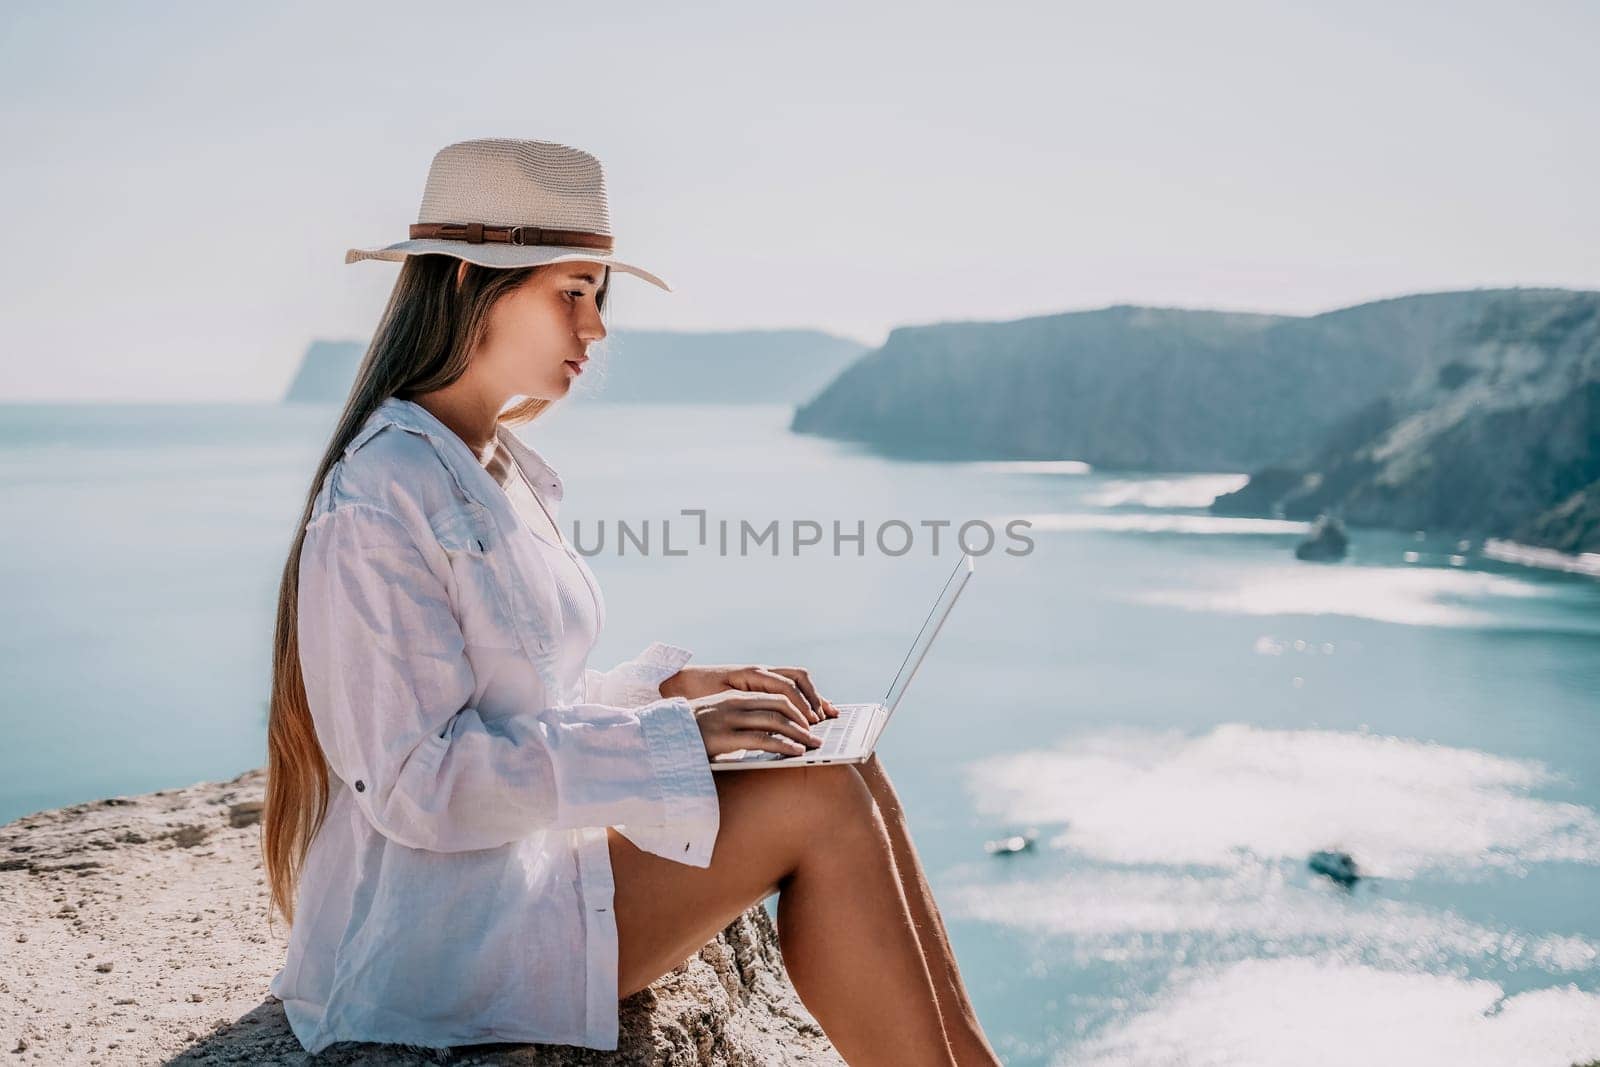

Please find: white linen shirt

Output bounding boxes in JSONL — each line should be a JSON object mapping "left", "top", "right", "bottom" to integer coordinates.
{"left": 268, "top": 396, "right": 721, "bottom": 1054}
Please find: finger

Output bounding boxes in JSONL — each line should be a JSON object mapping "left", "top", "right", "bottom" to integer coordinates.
{"left": 771, "top": 667, "right": 835, "bottom": 718}
{"left": 729, "top": 730, "right": 809, "bottom": 757}
{"left": 734, "top": 707, "right": 820, "bottom": 748}
{"left": 729, "top": 668, "right": 815, "bottom": 723}
{"left": 724, "top": 690, "right": 814, "bottom": 733}
{"left": 741, "top": 668, "right": 820, "bottom": 724}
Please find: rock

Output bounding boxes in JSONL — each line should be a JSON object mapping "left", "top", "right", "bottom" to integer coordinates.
{"left": 1308, "top": 850, "right": 1361, "bottom": 887}
{"left": 1294, "top": 514, "right": 1349, "bottom": 561}
{"left": 226, "top": 801, "right": 263, "bottom": 829}
{"left": 0, "top": 770, "right": 841, "bottom": 1064}
{"left": 166, "top": 825, "right": 210, "bottom": 849}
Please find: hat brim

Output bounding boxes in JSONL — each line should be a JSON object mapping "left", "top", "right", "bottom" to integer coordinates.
{"left": 344, "top": 239, "right": 673, "bottom": 292}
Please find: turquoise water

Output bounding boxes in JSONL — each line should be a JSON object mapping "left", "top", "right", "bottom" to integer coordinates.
{"left": 3, "top": 401, "right": 1599, "bottom": 1065}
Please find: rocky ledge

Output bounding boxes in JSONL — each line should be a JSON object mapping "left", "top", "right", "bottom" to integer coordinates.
{"left": 0, "top": 770, "right": 841, "bottom": 1065}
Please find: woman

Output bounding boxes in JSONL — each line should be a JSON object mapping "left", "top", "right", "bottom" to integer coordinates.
{"left": 263, "top": 138, "right": 1001, "bottom": 1066}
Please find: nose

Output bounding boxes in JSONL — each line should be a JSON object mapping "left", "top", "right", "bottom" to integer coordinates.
{"left": 578, "top": 305, "right": 606, "bottom": 344}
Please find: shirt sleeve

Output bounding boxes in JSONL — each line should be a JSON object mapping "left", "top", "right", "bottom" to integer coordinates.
{"left": 296, "top": 502, "right": 719, "bottom": 866}
{"left": 583, "top": 641, "right": 694, "bottom": 708}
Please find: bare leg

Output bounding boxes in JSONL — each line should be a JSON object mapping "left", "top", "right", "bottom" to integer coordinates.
{"left": 854, "top": 754, "right": 1004, "bottom": 1066}
{"left": 607, "top": 763, "right": 957, "bottom": 1066}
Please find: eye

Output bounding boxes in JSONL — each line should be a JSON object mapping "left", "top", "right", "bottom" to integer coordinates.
{"left": 564, "top": 289, "right": 587, "bottom": 301}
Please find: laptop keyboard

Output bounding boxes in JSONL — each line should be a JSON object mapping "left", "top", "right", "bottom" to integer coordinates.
{"left": 813, "top": 704, "right": 873, "bottom": 755}
{"left": 713, "top": 703, "right": 878, "bottom": 763}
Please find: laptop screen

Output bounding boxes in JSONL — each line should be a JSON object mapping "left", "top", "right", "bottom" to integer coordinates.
{"left": 881, "top": 553, "right": 975, "bottom": 714}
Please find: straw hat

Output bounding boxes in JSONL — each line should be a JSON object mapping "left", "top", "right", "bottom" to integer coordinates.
{"left": 345, "top": 138, "right": 672, "bottom": 291}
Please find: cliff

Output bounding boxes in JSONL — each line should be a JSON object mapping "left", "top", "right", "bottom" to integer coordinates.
{"left": 791, "top": 288, "right": 1600, "bottom": 556}
{"left": 790, "top": 290, "right": 1576, "bottom": 469}
{"left": 1212, "top": 292, "right": 1600, "bottom": 554}
{"left": 795, "top": 304, "right": 1304, "bottom": 467}
{"left": 282, "top": 339, "right": 368, "bottom": 404}
{"left": 0, "top": 770, "right": 841, "bottom": 1065}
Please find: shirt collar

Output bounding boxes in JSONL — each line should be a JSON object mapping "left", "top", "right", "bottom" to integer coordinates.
{"left": 494, "top": 420, "right": 565, "bottom": 503}
{"left": 346, "top": 396, "right": 566, "bottom": 505}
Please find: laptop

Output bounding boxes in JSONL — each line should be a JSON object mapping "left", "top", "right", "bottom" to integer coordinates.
{"left": 710, "top": 552, "right": 975, "bottom": 771}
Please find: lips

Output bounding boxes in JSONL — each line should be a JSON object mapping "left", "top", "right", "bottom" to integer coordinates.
{"left": 564, "top": 359, "right": 586, "bottom": 376}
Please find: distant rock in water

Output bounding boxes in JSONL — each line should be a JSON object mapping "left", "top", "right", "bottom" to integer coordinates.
{"left": 279, "top": 330, "right": 869, "bottom": 406}
{"left": 1295, "top": 514, "right": 1349, "bottom": 561}
{"left": 1308, "top": 850, "right": 1361, "bottom": 886}
{"left": 1214, "top": 291, "right": 1600, "bottom": 555}
{"left": 282, "top": 339, "right": 366, "bottom": 404}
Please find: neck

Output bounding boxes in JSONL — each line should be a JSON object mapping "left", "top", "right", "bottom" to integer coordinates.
{"left": 411, "top": 386, "right": 503, "bottom": 463}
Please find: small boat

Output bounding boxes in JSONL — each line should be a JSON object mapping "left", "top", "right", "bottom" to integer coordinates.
{"left": 984, "top": 828, "right": 1040, "bottom": 855}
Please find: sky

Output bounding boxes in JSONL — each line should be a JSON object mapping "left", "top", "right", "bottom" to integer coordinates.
{"left": 1, "top": 0, "right": 1596, "bottom": 402}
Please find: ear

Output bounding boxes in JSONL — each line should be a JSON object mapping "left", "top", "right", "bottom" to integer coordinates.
{"left": 455, "top": 260, "right": 468, "bottom": 290}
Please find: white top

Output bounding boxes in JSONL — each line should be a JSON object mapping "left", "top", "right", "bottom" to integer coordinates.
{"left": 486, "top": 438, "right": 601, "bottom": 700}
{"left": 269, "top": 397, "right": 720, "bottom": 1054}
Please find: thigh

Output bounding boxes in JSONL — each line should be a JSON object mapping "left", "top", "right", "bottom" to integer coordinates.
{"left": 607, "top": 763, "right": 873, "bottom": 998}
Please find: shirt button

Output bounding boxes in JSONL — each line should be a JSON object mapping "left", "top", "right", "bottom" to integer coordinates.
{"left": 354, "top": 780, "right": 365, "bottom": 792}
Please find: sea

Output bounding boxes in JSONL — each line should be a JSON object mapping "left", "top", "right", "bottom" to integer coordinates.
{"left": 3, "top": 400, "right": 1598, "bottom": 1066}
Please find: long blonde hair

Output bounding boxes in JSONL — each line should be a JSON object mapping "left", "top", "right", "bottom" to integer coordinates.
{"left": 263, "top": 254, "right": 610, "bottom": 926}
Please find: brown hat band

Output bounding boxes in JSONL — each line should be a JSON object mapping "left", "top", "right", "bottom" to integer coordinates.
{"left": 409, "top": 222, "right": 614, "bottom": 251}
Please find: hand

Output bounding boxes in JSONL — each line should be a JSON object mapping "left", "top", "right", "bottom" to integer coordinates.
{"left": 688, "top": 690, "right": 825, "bottom": 760}
{"left": 660, "top": 664, "right": 839, "bottom": 725}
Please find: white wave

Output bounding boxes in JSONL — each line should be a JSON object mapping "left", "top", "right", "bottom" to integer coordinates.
{"left": 1082, "top": 474, "right": 1251, "bottom": 509}
{"left": 1483, "top": 537, "right": 1600, "bottom": 578}
{"left": 1063, "top": 958, "right": 1600, "bottom": 1067}
{"left": 964, "top": 724, "right": 1600, "bottom": 878}
{"left": 945, "top": 861, "right": 1600, "bottom": 974}
{"left": 1015, "top": 512, "right": 1311, "bottom": 535}
{"left": 1133, "top": 563, "right": 1553, "bottom": 627}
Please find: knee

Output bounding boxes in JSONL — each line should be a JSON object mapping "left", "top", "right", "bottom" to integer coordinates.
{"left": 802, "top": 764, "right": 881, "bottom": 829}
{"left": 725, "top": 764, "right": 883, "bottom": 851}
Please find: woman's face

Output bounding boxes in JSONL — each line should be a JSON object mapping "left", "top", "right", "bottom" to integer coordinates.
{"left": 461, "top": 259, "right": 607, "bottom": 402}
